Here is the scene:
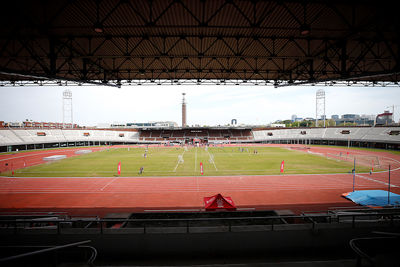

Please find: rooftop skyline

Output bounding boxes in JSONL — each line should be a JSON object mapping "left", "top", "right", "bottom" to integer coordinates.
{"left": 1, "top": 84, "right": 399, "bottom": 126}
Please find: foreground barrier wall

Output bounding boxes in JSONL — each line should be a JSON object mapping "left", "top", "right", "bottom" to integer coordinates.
{"left": 1, "top": 221, "right": 398, "bottom": 259}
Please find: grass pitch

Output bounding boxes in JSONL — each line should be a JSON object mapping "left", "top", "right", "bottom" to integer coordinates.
{"left": 14, "top": 146, "right": 373, "bottom": 177}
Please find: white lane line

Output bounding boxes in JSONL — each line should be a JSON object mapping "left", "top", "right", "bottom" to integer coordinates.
{"left": 172, "top": 150, "right": 185, "bottom": 172}
{"left": 355, "top": 173, "right": 399, "bottom": 188}
{"left": 99, "top": 177, "right": 119, "bottom": 191}
{"left": 207, "top": 150, "right": 218, "bottom": 171}
{"left": 194, "top": 147, "right": 197, "bottom": 171}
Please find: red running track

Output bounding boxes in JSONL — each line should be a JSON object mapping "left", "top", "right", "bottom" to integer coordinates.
{"left": 0, "top": 145, "right": 399, "bottom": 217}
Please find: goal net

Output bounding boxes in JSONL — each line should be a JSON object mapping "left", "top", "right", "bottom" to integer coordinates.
{"left": 326, "top": 153, "right": 380, "bottom": 168}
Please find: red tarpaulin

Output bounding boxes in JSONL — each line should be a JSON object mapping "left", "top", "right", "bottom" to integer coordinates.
{"left": 204, "top": 193, "right": 236, "bottom": 211}
{"left": 280, "top": 160, "right": 285, "bottom": 173}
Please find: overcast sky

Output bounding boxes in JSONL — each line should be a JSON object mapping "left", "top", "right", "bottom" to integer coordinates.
{"left": 1, "top": 84, "right": 399, "bottom": 126}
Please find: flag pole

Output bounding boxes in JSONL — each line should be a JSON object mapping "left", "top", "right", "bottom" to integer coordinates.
{"left": 352, "top": 158, "right": 356, "bottom": 192}
{"left": 388, "top": 164, "right": 391, "bottom": 205}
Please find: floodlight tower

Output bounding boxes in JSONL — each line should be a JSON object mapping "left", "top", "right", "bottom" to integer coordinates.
{"left": 62, "top": 89, "right": 73, "bottom": 128}
{"left": 316, "top": 89, "right": 326, "bottom": 127}
{"left": 182, "top": 93, "right": 187, "bottom": 127}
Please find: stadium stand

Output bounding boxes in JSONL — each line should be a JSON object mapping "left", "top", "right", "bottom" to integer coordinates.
{"left": 252, "top": 126, "right": 400, "bottom": 149}
{"left": 0, "top": 129, "right": 23, "bottom": 145}
{"left": 138, "top": 128, "right": 254, "bottom": 144}
{"left": 0, "top": 129, "right": 140, "bottom": 151}
{"left": 362, "top": 127, "right": 400, "bottom": 143}
{"left": 1, "top": 127, "right": 400, "bottom": 151}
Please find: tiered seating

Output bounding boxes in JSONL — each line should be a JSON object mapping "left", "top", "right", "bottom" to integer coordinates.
{"left": 362, "top": 127, "right": 400, "bottom": 142}
{"left": 0, "top": 129, "right": 140, "bottom": 146}
{"left": 322, "top": 128, "right": 370, "bottom": 141}
{"left": 252, "top": 130, "right": 266, "bottom": 141}
{"left": 252, "top": 127, "right": 400, "bottom": 144}
{"left": 242, "top": 130, "right": 252, "bottom": 136}
{"left": 184, "top": 130, "right": 196, "bottom": 137}
{"left": 50, "top": 130, "right": 67, "bottom": 142}
{"left": 62, "top": 130, "right": 80, "bottom": 141}
{"left": 172, "top": 131, "right": 184, "bottom": 137}
{"left": 0, "top": 130, "right": 24, "bottom": 145}
{"left": 126, "top": 131, "right": 139, "bottom": 141}
{"left": 13, "top": 129, "right": 35, "bottom": 143}
{"left": 231, "top": 130, "right": 242, "bottom": 137}
{"left": 208, "top": 130, "right": 222, "bottom": 137}
{"left": 2, "top": 127, "right": 398, "bottom": 147}
{"left": 140, "top": 131, "right": 151, "bottom": 137}
{"left": 150, "top": 130, "right": 162, "bottom": 138}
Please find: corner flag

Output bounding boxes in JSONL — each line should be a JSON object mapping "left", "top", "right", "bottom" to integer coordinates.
{"left": 200, "top": 162, "right": 204, "bottom": 175}
{"left": 117, "top": 162, "right": 121, "bottom": 175}
{"left": 280, "top": 160, "right": 285, "bottom": 173}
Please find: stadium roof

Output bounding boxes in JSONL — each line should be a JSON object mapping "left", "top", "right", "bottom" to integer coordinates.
{"left": 0, "top": 0, "right": 399, "bottom": 87}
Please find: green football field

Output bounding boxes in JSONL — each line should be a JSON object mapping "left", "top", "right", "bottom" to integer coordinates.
{"left": 14, "top": 146, "right": 373, "bottom": 177}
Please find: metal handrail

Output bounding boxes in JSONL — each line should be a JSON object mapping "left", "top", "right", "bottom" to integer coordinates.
{"left": 302, "top": 206, "right": 400, "bottom": 215}
{"left": 0, "top": 214, "right": 327, "bottom": 224}
{"left": 0, "top": 211, "right": 398, "bottom": 228}
{"left": 349, "top": 237, "right": 397, "bottom": 267}
{"left": 0, "top": 211, "right": 399, "bottom": 224}
{"left": 0, "top": 240, "right": 96, "bottom": 265}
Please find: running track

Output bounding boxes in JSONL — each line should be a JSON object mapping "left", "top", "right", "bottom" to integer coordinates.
{"left": 0, "top": 145, "right": 399, "bottom": 216}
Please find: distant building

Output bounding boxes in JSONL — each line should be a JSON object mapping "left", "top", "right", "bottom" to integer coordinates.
{"left": 110, "top": 123, "right": 127, "bottom": 128}
{"left": 342, "top": 114, "right": 360, "bottom": 120}
{"left": 375, "top": 111, "right": 393, "bottom": 125}
{"left": 331, "top": 115, "right": 339, "bottom": 120}
{"left": 270, "top": 123, "right": 286, "bottom": 128}
{"left": 291, "top": 115, "right": 297, "bottom": 122}
{"left": 3, "top": 121, "right": 78, "bottom": 129}
{"left": 97, "top": 123, "right": 111, "bottom": 128}
{"left": 360, "top": 114, "right": 375, "bottom": 121}
{"left": 126, "top": 121, "right": 178, "bottom": 128}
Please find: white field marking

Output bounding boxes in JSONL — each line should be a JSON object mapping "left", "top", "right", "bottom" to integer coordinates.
{"left": 172, "top": 150, "right": 186, "bottom": 172}
{"left": 2, "top": 154, "right": 400, "bottom": 180}
{"left": 371, "top": 155, "right": 400, "bottom": 173}
{"left": 194, "top": 147, "right": 197, "bottom": 171}
{"left": 99, "top": 177, "right": 119, "bottom": 191}
{"left": 207, "top": 150, "right": 218, "bottom": 171}
{"left": 355, "top": 173, "right": 399, "bottom": 188}
{"left": 6, "top": 147, "right": 400, "bottom": 177}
